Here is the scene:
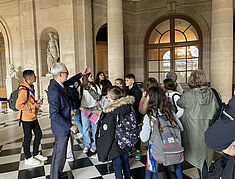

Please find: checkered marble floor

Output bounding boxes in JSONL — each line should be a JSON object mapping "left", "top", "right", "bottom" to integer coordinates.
{"left": 0, "top": 127, "right": 208, "bottom": 179}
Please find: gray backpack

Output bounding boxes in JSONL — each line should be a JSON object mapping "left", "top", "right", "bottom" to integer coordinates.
{"left": 149, "top": 114, "right": 184, "bottom": 166}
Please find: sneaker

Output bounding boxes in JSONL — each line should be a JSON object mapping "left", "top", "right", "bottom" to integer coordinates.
{"left": 34, "top": 154, "right": 48, "bottom": 161}
{"left": 66, "top": 156, "right": 74, "bottom": 162}
{"left": 90, "top": 147, "right": 96, "bottom": 153}
{"left": 135, "top": 150, "right": 141, "bottom": 161}
{"left": 128, "top": 151, "right": 133, "bottom": 157}
{"left": 25, "top": 157, "right": 41, "bottom": 165}
{"left": 77, "top": 133, "right": 83, "bottom": 139}
{"left": 83, "top": 147, "right": 89, "bottom": 154}
{"left": 90, "top": 154, "right": 98, "bottom": 159}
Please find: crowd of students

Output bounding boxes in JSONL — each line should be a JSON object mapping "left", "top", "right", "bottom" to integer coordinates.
{"left": 16, "top": 64, "right": 235, "bottom": 179}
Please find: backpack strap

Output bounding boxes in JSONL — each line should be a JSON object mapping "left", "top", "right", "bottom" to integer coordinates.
{"left": 211, "top": 88, "right": 223, "bottom": 107}
{"left": 171, "top": 93, "right": 181, "bottom": 113}
{"left": 18, "top": 85, "right": 30, "bottom": 126}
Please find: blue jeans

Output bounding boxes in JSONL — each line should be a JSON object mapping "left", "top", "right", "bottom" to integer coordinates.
{"left": 74, "top": 109, "right": 83, "bottom": 134}
{"left": 175, "top": 163, "right": 183, "bottom": 179}
{"left": 81, "top": 109, "right": 97, "bottom": 149}
{"left": 145, "top": 167, "right": 157, "bottom": 179}
{"left": 112, "top": 153, "right": 131, "bottom": 179}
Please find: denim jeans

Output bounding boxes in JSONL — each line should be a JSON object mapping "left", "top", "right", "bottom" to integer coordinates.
{"left": 175, "top": 163, "right": 183, "bottom": 179}
{"left": 74, "top": 109, "right": 83, "bottom": 134}
{"left": 112, "top": 153, "right": 131, "bottom": 179}
{"left": 145, "top": 166, "right": 157, "bottom": 179}
{"left": 81, "top": 109, "right": 97, "bottom": 149}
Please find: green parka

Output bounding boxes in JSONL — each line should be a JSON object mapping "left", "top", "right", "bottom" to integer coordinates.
{"left": 177, "top": 86, "right": 219, "bottom": 170}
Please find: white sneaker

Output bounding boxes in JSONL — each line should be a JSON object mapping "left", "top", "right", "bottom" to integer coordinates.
{"left": 77, "top": 133, "right": 83, "bottom": 139}
{"left": 34, "top": 154, "right": 48, "bottom": 161}
{"left": 66, "top": 156, "right": 74, "bottom": 162}
{"left": 83, "top": 147, "right": 89, "bottom": 154}
{"left": 25, "top": 157, "right": 40, "bottom": 165}
{"left": 90, "top": 147, "right": 96, "bottom": 153}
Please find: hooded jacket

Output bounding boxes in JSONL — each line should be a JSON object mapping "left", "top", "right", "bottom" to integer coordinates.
{"left": 96, "top": 96, "right": 135, "bottom": 162}
{"left": 177, "top": 86, "right": 219, "bottom": 170}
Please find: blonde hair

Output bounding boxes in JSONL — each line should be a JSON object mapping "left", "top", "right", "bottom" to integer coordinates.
{"left": 188, "top": 69, "right": 207, "bottom": 89}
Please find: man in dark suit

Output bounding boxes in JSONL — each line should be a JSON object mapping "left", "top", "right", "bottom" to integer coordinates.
{"left": 48, "top": 62, "right": 90, "bottom": 179}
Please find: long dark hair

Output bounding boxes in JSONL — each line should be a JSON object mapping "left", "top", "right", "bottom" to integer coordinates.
{"left": 100, "top": 79, "right": 112, "bottom": 97}
{"left": 146, "top": 87, "right": 178, "bottom": 131}
{"left": 81, "top": 73, "right": 97, "bottom": 91}
{"left": 95, "top": 71, "right": 106, "bottom": 85}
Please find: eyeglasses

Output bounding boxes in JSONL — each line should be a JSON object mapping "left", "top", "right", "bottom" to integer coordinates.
{"left": 61, "top": 71, "right": 69, "bottom": 75}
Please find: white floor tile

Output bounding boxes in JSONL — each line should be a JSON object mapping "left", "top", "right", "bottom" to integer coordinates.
{"left": 0, "top": 154, "right": 21, "bottom": 165}
{"left": 72, "top": 166, "right": 101, "bottom": 179}
{"left": 0, "top": 171, "right": 18, "bottom": 179}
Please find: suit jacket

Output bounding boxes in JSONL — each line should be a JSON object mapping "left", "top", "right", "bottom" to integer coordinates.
{"left": 48, "top": 73, "right": 83, "bottom": 137}
{"left": 48, "top": 79, "right": 73, "bottom": 137}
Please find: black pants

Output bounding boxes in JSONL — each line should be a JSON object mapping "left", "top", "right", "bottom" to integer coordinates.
{"left": 50, "top": 135, "right": 70, "bottom": 179}
{"left": 22, "top": 119, "right": 42, "bottom": 159}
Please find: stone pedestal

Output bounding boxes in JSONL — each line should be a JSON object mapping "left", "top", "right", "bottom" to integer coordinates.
{"left": 40, "top": 75, "right": 52, "bottom": 112}
{"left": 6, "top": 77, "right": 19, "bottom": 99}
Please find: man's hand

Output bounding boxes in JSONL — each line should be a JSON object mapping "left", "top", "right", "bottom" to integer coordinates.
{"left": 82, "top": 67, "right": 91, "bottom": 75}
{"left": 223, "top": 141, "right": 235, "bottom": 156}
{"left": 35, "top": 103, "right": 41, "bottom": 108}
{"left": 70, "top": 125, "right": 78, "bottom": 133}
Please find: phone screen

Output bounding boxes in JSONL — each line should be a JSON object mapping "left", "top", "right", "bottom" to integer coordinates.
{"left": 88, "top": 82, "right": 90, "bottom": 89}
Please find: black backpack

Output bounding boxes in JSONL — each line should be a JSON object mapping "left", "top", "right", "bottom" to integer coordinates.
{"left": 115, "top": 111, "right": 141, "bottom": 150}
{"left": 209, "top": 88, "right": 225, "bottom": 126}
{"left": 8, "top": 85, "right": 29, "bottom": 111}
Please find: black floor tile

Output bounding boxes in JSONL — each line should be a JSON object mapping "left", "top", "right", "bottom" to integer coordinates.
{"left": 183, "top": 174, "right": 193, "bottom": 179}
{"left": 7, "top": 138, "right": 23, "bottom": 144}
{"left": 18, "top": 166, "right": 45, "bottom": 179}
{"left": 46, "top": 171, "right": 74, "bottom": 179}
{"left": 68, "top": 157, "right": 93, "bottom": 170}
{"left": 0, "top": 161, "right": 19, "bottom": 173}
{"left": 73, "top": 144, "right": 82, "bottom": 151}
{"left": 41, "top": 143, "right": 54, "bottom": 150}
{"left": 42, "top": 133, "right": 54, "bottom": 138}
{"left": 130, "top": 166, "right": 146, "bottom": 179}
{"left": 90, "top": 176, "right": 103, "bottom": 179}
{"left": 44, "top": 156, "right": 53, "bottom": 165}
{"left": 0, "top": 148, "right": 22, "bottom": 157}
{"left": 182, "top": 160, "right": 194, "bottom": 170}
{"left": 95, "top": 163, "right": 114, "bottom": 175}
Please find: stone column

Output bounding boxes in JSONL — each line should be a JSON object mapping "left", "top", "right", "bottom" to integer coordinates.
{"left": 107, "top": 0, "right": 124, "bottom": 83}
{"left": 211, "top": 0, "right": 233, "bottom": 102}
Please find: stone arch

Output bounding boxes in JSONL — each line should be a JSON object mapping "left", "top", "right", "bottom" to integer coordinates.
{"left": 93, "top": 17, "right": 107, "bottom": 74}
{"left": 136, "top": 8, "right": 210, "bottom": 80}
{"left": 0, "top": 16, "right": 11, "bottom": 66}
{"left": 40, "top": 27, "right": 60, "bottom": 76}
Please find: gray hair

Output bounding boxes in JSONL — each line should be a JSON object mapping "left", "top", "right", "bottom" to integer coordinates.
{"left": 166, "top": 72, "right": 177, "bottom": 82}
{"left": 51, "top": 62, "right": 65, "bottom": 77}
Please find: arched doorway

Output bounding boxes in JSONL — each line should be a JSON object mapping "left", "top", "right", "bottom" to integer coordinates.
{"left": 145, "top": 16, "right": 202, "bottom": 85}
{"left": 0, "top": 32, "right": 6, "bottom": 100}
{"left": 96, "top": 24, "right": 108, "bottom": 75}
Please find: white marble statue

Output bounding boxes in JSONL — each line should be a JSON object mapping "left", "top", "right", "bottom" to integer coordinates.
{"left": 6, "top": 64, "right": 16, "bottom": 79}
{"left": 47, "top": 32, "right": 60, "bottom": 73}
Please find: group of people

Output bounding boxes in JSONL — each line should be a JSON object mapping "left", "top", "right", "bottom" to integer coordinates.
{"left": 15, "top": 63, "right": 235, "bottom": 179}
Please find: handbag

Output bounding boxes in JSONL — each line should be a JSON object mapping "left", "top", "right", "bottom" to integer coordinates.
{"left": 83, "top": 108, "right": 102, "bottom": 124}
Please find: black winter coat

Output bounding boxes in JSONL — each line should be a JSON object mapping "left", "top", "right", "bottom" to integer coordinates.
{"left": 96, "top": 96, "right": 135, "bottom": 162}
{"left": 125, "top": 83, "right": 142, "bottom": 122}
{"left": 205, "top": 96, "right": 235, "bottom": 178}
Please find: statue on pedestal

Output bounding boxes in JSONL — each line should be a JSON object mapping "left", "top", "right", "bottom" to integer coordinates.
{"left": 6, "top": 64, "right": 16, "bottom": 79}
{"left": 6, "top": 64, "right": 18, "bottom": 99}
{"left": 47, "top": 32, "right": 60, "bottom": 73}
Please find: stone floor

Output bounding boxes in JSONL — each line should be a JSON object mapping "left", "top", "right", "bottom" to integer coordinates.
{"left": 0, "top": 109, "right": 218, "bottom": 179}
